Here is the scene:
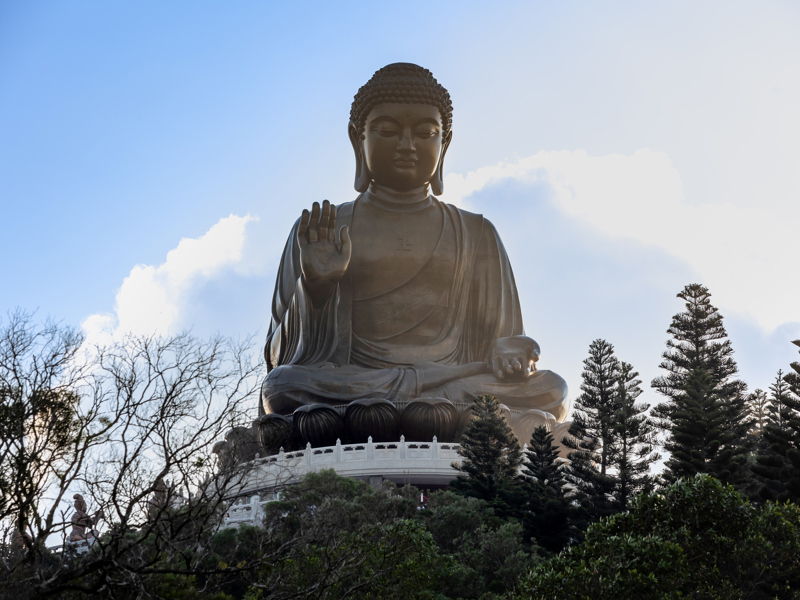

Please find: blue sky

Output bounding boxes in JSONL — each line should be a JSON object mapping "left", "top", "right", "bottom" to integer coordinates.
{"left": 2, "top": 1, "right": 799, "bottom": 416}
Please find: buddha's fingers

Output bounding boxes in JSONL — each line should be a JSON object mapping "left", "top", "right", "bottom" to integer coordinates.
{"left": 297, "top": 209, "right": 310, "bottom": 247}
{"left": 493, "top": 356, "right": 505, "bottom": 380}
{"left": 309, "top": 202, "right": 320, "bottom": 243}
{"left": 512, "top": 359, "right": 523, "bottom": 372}
{"left": 319, "top": 200, "right": 330, "bottom": 241}
{"left": 328, "top": 204, "right": 337, "bottom": 242}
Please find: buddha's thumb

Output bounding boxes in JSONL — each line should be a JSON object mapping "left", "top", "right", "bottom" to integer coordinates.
{"left": 338, "top": 225, "right": 351, "bottom": 251}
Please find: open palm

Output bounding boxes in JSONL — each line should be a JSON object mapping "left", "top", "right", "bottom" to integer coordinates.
{"left": 297, "top": 200, "right": 351, "bottom": 301}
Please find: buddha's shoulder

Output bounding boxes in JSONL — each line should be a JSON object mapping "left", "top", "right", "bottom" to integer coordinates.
{"left": 336, "top": 199, "right": 356, "bottom": 219}
{"left": 438, "top": 200, "right": 503, "bottom": 237}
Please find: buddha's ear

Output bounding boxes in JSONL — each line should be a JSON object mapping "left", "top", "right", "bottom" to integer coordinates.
{"left": 431, "top": 130, "right": 452, "bottom": 196}
{"left": 349, "top": 121, "right": 370, "bottom": 193}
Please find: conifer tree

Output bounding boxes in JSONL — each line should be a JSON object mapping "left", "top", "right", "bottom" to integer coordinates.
{"left": 563, "top": 339, "right": 619, "bottom": 520}
{"left": 520, "top": 425, "right": 578, "bottom": 552}
{"left": 610, "top": 362, "right": 660, "bottom": 510}
{"left": 571, "top": 339, "right": 620, "bottom": 475}
{"left": 562, "top": 422, "right": 614, "bottom": 521}
{"left": 767, "top": 370, "right": 791, "bottom": 430}
{"left": 661, "top": 368, "right": 743, "bottom": 484}
{"left": 746, "top": 389, "right": 770, "bottom": 434}
{"left": 652, "top": 284, "right": 751, "bottom": 487}
{"left": 652, "top": 284, "right": 746, "bottom": 403}
{"left": 753, "top": 341, "right": 800, "bottom": 502}
{"left": 451, "top": 395, "right": 523, "bottom": 516}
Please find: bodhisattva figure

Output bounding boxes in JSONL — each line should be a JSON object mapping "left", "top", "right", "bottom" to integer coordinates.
{"left": 68, "top": 494, "right": 103, "bottom": 543}
{"left": 259, "top": 63, "right": 568, "bottom": 447}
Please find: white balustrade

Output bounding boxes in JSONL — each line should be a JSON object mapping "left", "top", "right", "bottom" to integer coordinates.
{"left": 220, "top": 437, "right": 464, "bottom": 528}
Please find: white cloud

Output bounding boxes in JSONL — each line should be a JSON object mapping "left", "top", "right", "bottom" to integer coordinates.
{"left": 82, "top": 214, "right": 255, "bottom": 342}
{"left": 444, "top": 149, "right": 798, "bottom": 331}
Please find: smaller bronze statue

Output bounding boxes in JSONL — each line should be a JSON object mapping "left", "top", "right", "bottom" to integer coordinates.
{"left": 68, "top": 494, "right": 103, "bottom": 543}
{"left": 147, "top": 477, "right": 169, "bottom": 521}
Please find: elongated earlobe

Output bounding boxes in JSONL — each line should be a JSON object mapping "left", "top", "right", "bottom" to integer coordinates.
{"left": 349, "top": 122, "right": 371, "bottom": 193}
{"left": 430, "top": 131, "right": 452, "bottom": 196}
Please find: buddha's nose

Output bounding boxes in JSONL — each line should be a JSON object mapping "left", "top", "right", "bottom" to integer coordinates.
{"left": 398, "top": 128, "right": 416, "bottom": 153}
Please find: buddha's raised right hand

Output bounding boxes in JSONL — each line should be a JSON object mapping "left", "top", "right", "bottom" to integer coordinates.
{"left": 297, "top": 200, "right": 352, "bottom": 305}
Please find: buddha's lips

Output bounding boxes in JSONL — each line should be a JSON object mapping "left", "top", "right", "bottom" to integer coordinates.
{"left": 394, "top": 159, "right": 417, "bottom": 168}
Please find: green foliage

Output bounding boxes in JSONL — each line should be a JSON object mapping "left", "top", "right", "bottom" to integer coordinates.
{"left": 754, "top": 341, "right": 800, "bottom": 503}
{"left": 518, "top": 474, "right": 800, "bottom": 600}
{"left": 520, "top": 425, "right": 579, "bottom": 552}
{"left": 568, "top": 339, "right": 620, "bottom": 476}
{"left": 248, "top": 470, "right": 449, "bottom": 599}
{"left": 564, "top": 340, "right": 659, "bottom": 521}
{"left": 418, "top": 490, "right": 539, "bottom": 598}
{"left": 747, "top": 388, "right": 770, "bottom": 433}
{"left": 652, "top": 283, "right": 745, "bottom": 402}
{"left": 653, "top": 284, "right": 751, "bottom": 488}
{"left": 661, "top": 368, "right": 748, "bottom": 485}
{"left": 769, "top": 369, "right": 792, "bottom": 430}
{"left": 610, "top": 361, "right": 660, "bottom": 510}
{"left": 451, "top": 395, "right": 524, "bottom": 517}
{"left": 417, "top": 491, "right": 504, "bottom": 553}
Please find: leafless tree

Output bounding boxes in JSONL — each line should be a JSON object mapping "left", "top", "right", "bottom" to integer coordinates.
{"left": 0, "top": 311, "right": 443, "bottom": 599}
{"left": 0, "top": 310, "right": 269, "bottom": 598}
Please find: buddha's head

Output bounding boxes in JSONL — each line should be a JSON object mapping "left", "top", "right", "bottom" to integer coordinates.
{"left": 349, "top": 63, "right": 453, "bottom": 195}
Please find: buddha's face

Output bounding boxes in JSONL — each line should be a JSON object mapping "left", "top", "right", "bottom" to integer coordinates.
{"left": 363, "top": 103, "right": 444, "bottom": 191}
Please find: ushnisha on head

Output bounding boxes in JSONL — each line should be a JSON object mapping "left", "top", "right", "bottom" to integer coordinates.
{"left": 349, "top": 63, "right": 453, "bottom": 195}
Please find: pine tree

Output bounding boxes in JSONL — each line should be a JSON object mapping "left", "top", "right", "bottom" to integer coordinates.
{"left": 572, "top": 339, "right": 620, "bottom": 475}
{"left": 661, "top": 368, "right": 743, "bottom": 484}
{"left": 520, "top": 425, "right": 578, "bottom": 552}
{"left": 746, "top": 389, "right": 769, "bottom": 434}
{"left": 563, "top": 339, "right": 619, "bottom": 520}
{"left": 753, "top": 341, "right": 800, "bottom": 502}
{"left": 610, "top": 362, "right": 660, "bottom": 510}
{"left": 652, "top": 284, "right": 751, "bottom": 487}
{"left": 652, "top": 284, "right": 746, "bottom": 403}
{"left": 451, "top": 395, "right": 523, "bottom": 516}
{"left": 562, "top": 416, "right": 613, "bottom": 519}
{"left": 767, "top": 370, "right": 791, "bottom": 430}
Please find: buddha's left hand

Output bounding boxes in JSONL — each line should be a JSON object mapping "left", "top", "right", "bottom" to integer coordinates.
{"left": 490, "top": 336, "right": 541, "bottom": 381}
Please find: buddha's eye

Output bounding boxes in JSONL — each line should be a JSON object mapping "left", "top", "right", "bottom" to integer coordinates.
{"left": 374, "top": 127, "right": 399, "bottom": 137}
{"left": 415, "top": 128, "right": 439, "bottom": 139}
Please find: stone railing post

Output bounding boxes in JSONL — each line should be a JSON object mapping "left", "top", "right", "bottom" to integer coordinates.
{"left": 250, "top": 495, "right": 261, "bottom": 525}
{"left": 335, "top": 438, "right": 342, "bottom": 462}
{"left": 367, "top": 436, "right": 374, "bottom": 460}
{"left": 399, "top": 435, "right": 406, "bottom": 460}
{"left": 432, "top": 435, "right": 439, "bottom": 459}
{"left": 305, "top": 442, "right": 312, "bottom": 465}
{"left": 278, "top": 447, "right": 285, "bottom": 467}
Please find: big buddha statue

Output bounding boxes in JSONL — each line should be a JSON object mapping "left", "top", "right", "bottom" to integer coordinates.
{"left": 257, "top": 63, "right": 568, "bottom": 452}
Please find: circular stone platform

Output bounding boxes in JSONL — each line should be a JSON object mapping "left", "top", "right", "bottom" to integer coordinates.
{"left": 220, "top": 436, "right": 461, "bottom": 527}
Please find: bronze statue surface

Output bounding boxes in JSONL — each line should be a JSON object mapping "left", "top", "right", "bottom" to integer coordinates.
{"left": 257, "top": 63, "right": 568, "bottom": 449}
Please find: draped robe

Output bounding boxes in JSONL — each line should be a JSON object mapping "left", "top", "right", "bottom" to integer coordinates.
{"left": 261, "top": 191, "right": 568, "bottom": 419}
